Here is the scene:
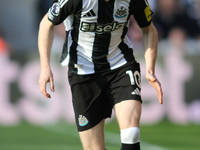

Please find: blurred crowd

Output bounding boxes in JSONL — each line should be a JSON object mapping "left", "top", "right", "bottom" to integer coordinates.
{"left": 0, "top": 30, "right": 13, "bottom": 56}
{"left": 0, "top": 31, "right": 9, "bottom": 55}
{"left": 128, "top": 0, "right": 200, "bottom": 52}
{"left": 152, "top": 0, "right": 200, "bottom": 40}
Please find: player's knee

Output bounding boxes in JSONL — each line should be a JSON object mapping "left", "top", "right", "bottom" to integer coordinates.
{"left": 120, "top": 127, "right": 140, "bottom": 144}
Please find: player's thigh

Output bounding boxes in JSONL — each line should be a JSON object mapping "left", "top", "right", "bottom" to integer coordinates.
{"left": 114, "top": 100, "right": 141, "bottom": 130}
{"left": 79, "top": 119, "right": 105, "bottom": 150}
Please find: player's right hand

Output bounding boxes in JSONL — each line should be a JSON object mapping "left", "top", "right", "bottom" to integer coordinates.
{"left": 38, "top": 68, "right": 55, "bottom": 98}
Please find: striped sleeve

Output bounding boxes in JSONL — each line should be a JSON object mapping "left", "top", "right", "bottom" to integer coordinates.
{"left": 48, "top": 0, "right": 75, "bottom": 25}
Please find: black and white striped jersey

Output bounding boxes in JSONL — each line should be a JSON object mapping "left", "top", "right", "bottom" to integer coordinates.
{"left": 48, "top": 0, "right": 153, "bottom": 75}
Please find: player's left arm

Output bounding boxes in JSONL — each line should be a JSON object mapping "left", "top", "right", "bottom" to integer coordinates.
{"left": 141, "top": 22, "right": 163, "bottom": 104}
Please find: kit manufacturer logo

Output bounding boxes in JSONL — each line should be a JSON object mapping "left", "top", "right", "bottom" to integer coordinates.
{"left": 83, "top": 9, "right": 96, "bottom": 17}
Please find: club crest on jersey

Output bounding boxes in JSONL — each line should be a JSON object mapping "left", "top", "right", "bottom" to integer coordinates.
{"left": 78, "top": 115, "right": 89, "bottom": 126}
{"left": 115, "top": 6, "right": 127, "bottom": 18}
{"left": 50, "top": 3, "right": 60, "bottom": 16}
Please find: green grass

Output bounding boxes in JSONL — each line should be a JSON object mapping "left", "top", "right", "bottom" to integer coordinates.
{"left": 0, "top": 123, "right": 81, "bottom": 150}
{"left": 0, "top": 120, "right": 199, "bottom": 150}
{"left": 140, "top": 121, "right": 200, "bottom": 150}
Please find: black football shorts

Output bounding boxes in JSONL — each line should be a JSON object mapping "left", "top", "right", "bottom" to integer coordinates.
{"left": 68, "top": 62, "right": 142, "bottom": 131}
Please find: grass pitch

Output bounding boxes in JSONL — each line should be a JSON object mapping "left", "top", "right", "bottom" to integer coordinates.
{"left": 0, "top": 120, "right": 199, "bottom": 150}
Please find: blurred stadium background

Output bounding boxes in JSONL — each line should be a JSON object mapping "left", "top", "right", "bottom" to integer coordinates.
{"left": 0, "top": 0, "right": 200, "bottom": 150}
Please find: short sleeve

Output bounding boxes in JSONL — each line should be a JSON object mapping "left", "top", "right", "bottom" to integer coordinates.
{"left": 48, "top": 0, "right": 75, "bottom": 25}
{"left": 131, "top": 0, "right": 153, "bottom": 28}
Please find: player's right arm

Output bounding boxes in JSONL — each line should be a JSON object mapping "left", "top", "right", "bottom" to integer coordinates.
{"left": 38, "top": 14, "right": 55, "bottom": 98}
{"left": 38, "top": 0, "right": 75, "bottom": 98}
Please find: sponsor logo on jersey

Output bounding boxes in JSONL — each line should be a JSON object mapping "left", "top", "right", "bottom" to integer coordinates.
{"left": 80, "top": 21, "right": 127, "bottom": 33}
{"left": 115, "top": 6, "right": 128, "bottom": 18}
{"left": 78, "top": 115, "right": 89, "bottom": 126}
{"left": 50, "top": 3, "right": 60, "bottom": 16}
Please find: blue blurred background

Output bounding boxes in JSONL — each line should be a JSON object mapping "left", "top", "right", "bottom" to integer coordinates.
{"left": 0, "top": 0, "right": 200, "bottom": 150}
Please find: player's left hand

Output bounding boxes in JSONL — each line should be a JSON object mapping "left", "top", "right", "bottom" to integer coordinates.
{"left": 146, "top": 73, "right": 163, "bottom": 104}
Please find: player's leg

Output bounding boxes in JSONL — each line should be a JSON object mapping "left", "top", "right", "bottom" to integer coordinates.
{"left": 114, "top": 100, "right": 142, "bottom": 150}
{"left": 68, "top": 71, "right": 110, "bottom": 150}
{"left": 105, "top": 61, "right": 142, "bottom": 149}
{"left": 79, "top": 119, "right": 106, "bottom": 150}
